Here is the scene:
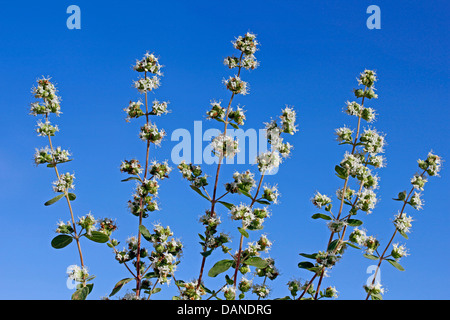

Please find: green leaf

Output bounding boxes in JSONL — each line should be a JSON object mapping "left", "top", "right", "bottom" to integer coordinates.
{"left": 363, "top": 253, "right": 379, "bottom": 260}
{"left": 229, "top": 122, "right": 239, "bottom": 129}
{"left": 386, "top": 259, "right": 405, "bottom": 271}
{"left": 200, "top": 249, "right": 213, "bottom": 258}
{"left": 44, "top": 193, "right": 65, "bottom": 206}
{"left": 238, "top": 227, "right": 249, "bottom": 238}
{"left": 51, "top": 234, "right": 73, "bottom": 249}
{"left": 67, "top": 193, "right": 76, "bottom": 201}
{"left": 109, "top": 278, "right": 134, "bottom": 297}
{"left": 298, "top": 261, "right": 315, "bottom": 269}
{"left": 190, "top": 185, "right": 210, "bottom": 201}
{"left": 218, "top": 201, "right": 234, "bottom": 210}
{"left": 327, "top": 239, "right": 340, "bottom": 252}
{"left": 346, "top": 242, "right": 361, "bottom": 249}
{"left": 239, "top": 189, "right": 253, "bottom": 199}
{"left": 347, "top": 219, "right": 363, "bottom": 227}
{"left": 334, "top": 165, "right": 348, "bottom": 179}
{"left": 256, "top": 199, "right": 271, "bottom": 205}
{"left": 399, "top": 230, "right": 409, "bottom": 239}
{"left": 152, "top": 287, "right": 162, "bottom": 294}
{"left": 225, "top": 275, "right": 234, "bottom": 285}
{"left": 72, "top": 286, "right": 89, "bottom": 300}
{"left": 371, "top": 293, "right": 383, "bottom": 300}
{"left": 139, "top": 225, "right": 153, "bottom": 242}
{"left": 208, "top": 259, "right": 234, "bottom": 277}
{"left": 244, "top": 257, "right": 269, "bottom": 269}
{"left": 85, "top": 231, "right": 109, "bottom": 243}
{"left": 86, "top": 283, "right": 94, "bottom": 294}
{"left": 299, "top": 253, "right": 317, "bottom": 259}
{"left": 121, "top": 176, "right": 141, "bottom": 182}
{"left": 311, "top": 213, "right": 332, "bottom": 221}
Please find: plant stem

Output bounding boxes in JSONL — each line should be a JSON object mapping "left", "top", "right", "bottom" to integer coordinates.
{"left": 196, "top": 52, "right": 244, "bottom": 290}
{"left": 46, "top": 114, "right": 86, "bottom": 275}
{"left": 298, "top": 91, "right": 367, "bottom": 300}
{"left": 232, "top": 173, "right": 265, "bottom": 290}
{"left": 135, "top": 71, "right": 151, "bottom": 298}
{"left": 364, "top": 171, "right": 425, "bottom": 300}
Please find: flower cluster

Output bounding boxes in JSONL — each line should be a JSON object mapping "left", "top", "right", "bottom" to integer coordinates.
{"left": 120, "top": 159, "right": 143, "bottom": 175}
{"left": 34, "top": 146, "right": 71, "bottom": 166}
{"left": 206, "top": 101, "right": 226, "bottom": 120}
{"left": 311, "top": 192, "right": 332, "bottom": 209}
{"left": 225, "top": 170, "right": 256, "bottom": 194}
{"left": 149, "top": 161, "right": 172, "bottom": 180}
{"left": 228, "top": 106, "right": 246, "bottom": 126}
{"left": 223, "top": 76, "right": 248, "bottom": 95}
{"left": 354, "top": 69, "right": 378, "bottom": 100}
{"left": 255, "top": 257, "right": 279, "bottom": 280}
{"left": 124, "top": 101, "right": 144, "bottom": 121}
{"left": 230, "top": 204, "right": 269, "bottom": 230}
{"left": 77, "top": 213, "right": 97, "bottom": 236}
{"left": 67, "top": 265, "right": 90, "bottom": 283}
{"left": 177, "top": 161, "right": 208, "bottom": 188}
{"left": 147, "top": 224, "right": 183, "bottom": 284}
{"left": 52, "top": 172, "right": 75, "bottom": 193}
{"left": 133, "top": 52, "right": 162, "bottom": 74}
{"left": 211, "top": 134, "right": 240, "bottom": 159}
{"left": 418, "top": 152, "right": 442, "bottom": 177}
{"left": 134, "top": 76, "right": 160, "bottom": 93}
{"left": 393, "top": 212, "right": 413, "bottom": 234}
{"left": 150, "top": 100, "right": 169, "bottom": 116}
{"left": 139, "top": 122, "right": 166, "bottom": 146}
{"left": 36, "top": 120, "right": 59, "bottom": 137}
{"left": 178, "top": 281, "right": 206, "bottom": 300}
{"left": 30, "top": 77, "right": 61, "bottom": 116}
{"left": 252, "top": 284, "right": 270, "bottom": 299}
{"left": 262, "top": 184, "right": 280, "bottom": 204}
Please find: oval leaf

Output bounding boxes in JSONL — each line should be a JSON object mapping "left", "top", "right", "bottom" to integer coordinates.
{"left": 298, "top": 261, "right": 315, "bottom": 269}
{"left": 85, "top": 231, "right": 109, "bottom": 243}
{"left": 386, "top": 259, "right": 405, "bottom": 271}
{"left": 190, "top": 185, "right": 210, "bottom": 201}
{"left": 67, "top": 193, "right": 76, "bottom": 201}
{"left": 72, "top": 286, "right": 89, "bottom": 300}
{"left": 311, "top": 213, "right": 332, "bottom": 221}
{"left": 218, "top": 201, "right": 234, "bottom": 210}
{"left": 347, "top": 219, "right": 363, "bottom": 227}
{"left": 208, "top": 259, "right": 234, "bottom": 278}
{"left": 44, "top": 193, "right": 65, "bottom": 206}
{"left": 244, "top": 257, "right": 269, "bottom": 269}
{"left": 109, "top": 278, "right": 133, "bottom": 297}
{"left": 238, "top": 227, "right": 249, "bottom": 238}
{"left": 51, "top": 234, "right": 73, "bottom": 249}
{"left": 363, "top": 253, "right": 379, "bottom": 260}
{"left": 139, "top": 225, "right": 153, "bottom": 242}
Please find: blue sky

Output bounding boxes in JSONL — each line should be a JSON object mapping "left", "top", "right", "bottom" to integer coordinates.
{"left": 0, "top": 0, "right": 449, "bottom": 299}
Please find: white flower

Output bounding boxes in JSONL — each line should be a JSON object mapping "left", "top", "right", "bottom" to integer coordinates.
{"left": 311, "top": 192, "right": 332, "bottom": 208}
{"left": 67, "top": 265, "right": 89, "bottom": 282}
{"left": 256, "top": 151, "right": 281, "bottom": 173}
{"left": 391, "top": 243, "right": 409, "bottom": 260}
{"left": 393, "top": 212, "right": 413, "bottom": 233}
{"left": 280, "top": 106, "right": 297, "bottom": 135}
{"left": 134, "top": 75, "right": 160, "bottom": 93}
{"left": 211, "top": 134, "right": 239, "bottom": 158}
{"left": 223, "top": 76, "right": 248, "bottom": 95}
{"left": 52, "top": 172, "right": 75, "bottom": 192}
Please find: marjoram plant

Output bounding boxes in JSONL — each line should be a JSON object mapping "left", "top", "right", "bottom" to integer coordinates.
{"left": 30, "top": 32, "right": 442, "bottom": 300}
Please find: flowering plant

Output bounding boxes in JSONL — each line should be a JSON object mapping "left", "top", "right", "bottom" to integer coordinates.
{"left": 30, "top": 33, "right": 441, "bottom": 301}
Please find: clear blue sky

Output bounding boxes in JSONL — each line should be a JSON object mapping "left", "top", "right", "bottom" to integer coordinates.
{"left": 0, "top": 0, "right": 449, "bottom": 299}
